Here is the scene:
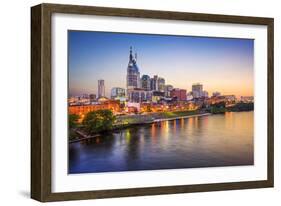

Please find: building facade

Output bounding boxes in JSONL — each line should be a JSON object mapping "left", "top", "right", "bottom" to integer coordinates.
{"left": 141, "top": 75, "right": 151, "bottom": 91}
{"left": 98, "top": 79, "right": 105, "bottom": 98}
{"left": 171, "top": 88, "right": 187, "bottom": 101}
{"left": 157, "top": 77, "right": 165, "bottom": 92}
{"left": 89, "top": 94, "right": 96, "bottom": 102}
{"left": 111, "top": 87, "right": 126, "bottom": 99}
{"left": 164, "top": 85, "right": 173, "bottom": 97}
{"left": 127, "top": 88, "right": 152, "bottom": 103}
{"left": 192, "top": 83, "right": 203, "bottom": 98}
{"left": 69, "top": 99, "right": 121, "bottom": 119}
{"left": 126, "top": 47, "right": 140, "bottom": 90}
{"left": 150, "top": 75, "right": 158, "bottom": 91}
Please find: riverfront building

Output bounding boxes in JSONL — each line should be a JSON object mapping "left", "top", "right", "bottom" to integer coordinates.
{"left": 69, "top": 99, "right": 121, "bottom": 120}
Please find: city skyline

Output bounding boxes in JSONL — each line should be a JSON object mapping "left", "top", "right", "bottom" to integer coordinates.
{"left": 68, "top": 30, "right": 254, "bottom": 98}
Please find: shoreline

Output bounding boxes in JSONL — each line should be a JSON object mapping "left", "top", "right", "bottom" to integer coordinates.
{"left": 151, "top": 112, "right": 211, "bottom": 123}
{"left": 70, "top": 112, "right": 211, "bottom": 143}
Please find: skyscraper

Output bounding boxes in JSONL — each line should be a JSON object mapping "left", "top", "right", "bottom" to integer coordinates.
{"left": 141, "top": 75, "right": 151, "bottom": 91}
{"left": 157, "top": 77, "right": 165, "bottom": 92}
{"left": 126, "top": 47, "right": 140, "bottom": 90}
{"left": 165, "top": 85, "right": 173, "bottom": 97}
{"left": 192, "top": 83, "right": 203, "bottom": 98}
{"left": 98, "top": 79, "right": 105, "bottom": 98}
{"left": 150, "top": 75, "right": 158, "bottom": 91}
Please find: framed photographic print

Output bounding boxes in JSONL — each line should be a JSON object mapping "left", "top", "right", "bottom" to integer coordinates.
{"left": 31, "top": 3, "right": 274, "bottom": 202}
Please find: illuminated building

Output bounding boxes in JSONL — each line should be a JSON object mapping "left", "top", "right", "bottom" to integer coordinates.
{"left": 98, "top": 79, "right": 105, "bottom": 98}
{"left": 89, "top": 94, "right": 96, "bottom": 102}
{"left": 164, "top": 85, "right": 173, "bottom": 97}
{"left": 141, "top": 75, "right": 151, "bottom": 91}
{"left": 241, "top": 96, "right": 254, "bottom": 103}
{"left": 150, "top": 75, "right": 158, "bottom": 91}
{"left": 171, "top": 88, "right": 187, "bottom": 101}
{"left": 68, "top": 99, "right": 121, "bottom": 119}
{"left": 151, "top": 91, "right": 165, "bottom": 103}
{"left": 126, "top": 47, "right": 140, "bottom": 90}
{"left": 224, "top": 95, "right": 236, "bottom": 102}
{"left": 192, "top": 83, "right": 203, "bottom": 98}
{"left": 157, "top": 77, "right": 165, "bottom": 92}
{"left": 111, "top": 87, "right": 125, "bottom": 99}
{"left": 127, "top": 88, "right": 152, "bottom": 103}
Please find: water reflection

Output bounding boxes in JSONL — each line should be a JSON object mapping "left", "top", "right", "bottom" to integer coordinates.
{"left": 69, "top": 111, "right": 254, "bottom": 173}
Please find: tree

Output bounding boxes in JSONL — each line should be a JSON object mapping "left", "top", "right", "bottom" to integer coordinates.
{"left": 68, "top": 114, "right": 80, "bottom": 141}
{"left": 69, "top": 114, "right": 79, "bottom": 129}
{"left": 83, "top": 109, "right": 116, "bottom": 134}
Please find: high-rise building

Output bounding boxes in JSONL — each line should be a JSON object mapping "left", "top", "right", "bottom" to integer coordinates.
{"left": 171, "top": 88, "right": 187, "bottom": 101}
{"left": 164, "top": 85, "right": 173, "bottom": 97}
{"left": 150, "top": 75, "right": 158, "bottom": 91}
{"left": 126, "top": 47, "right": 141, "bottom": 90}
{"left": 98, "top": 79, "right": 105, "bottom": 98}
{"left": 127, "top": 88, "right": 152, "bottom": 103}
{"left": 111, "top": 87, "right": 126, "bottom": 99}
{"left": 157, "top": 77, "right": 165, "bottom": 92}
{"left": 141, "top": 75, "right": 151, "bottom": 91}
{"left": 192, "top": 83, "right": 203, "bottom": 98}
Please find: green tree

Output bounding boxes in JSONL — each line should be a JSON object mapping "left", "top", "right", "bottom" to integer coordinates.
{"left": 69, "top": 114, "right": 79, "bottom": 129}
{"left": 83, "top": 109, "right": 116, "bottom": 134}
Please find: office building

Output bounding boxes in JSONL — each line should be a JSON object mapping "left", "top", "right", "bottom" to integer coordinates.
{"left": 98, "top": 79, "right": 105, "bottom": 98}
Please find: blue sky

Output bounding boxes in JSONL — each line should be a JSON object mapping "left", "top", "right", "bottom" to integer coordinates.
{"left": 68, "top": 30, "right": 254, "bottom": 97}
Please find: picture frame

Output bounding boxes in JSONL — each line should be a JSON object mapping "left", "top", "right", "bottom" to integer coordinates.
{"left": 31, "top": 3, "right": 274, "bottom": 202}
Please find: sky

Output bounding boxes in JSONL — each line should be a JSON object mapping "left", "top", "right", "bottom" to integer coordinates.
{"left": 68, "top": 30, "right": 254, "bottom": 98}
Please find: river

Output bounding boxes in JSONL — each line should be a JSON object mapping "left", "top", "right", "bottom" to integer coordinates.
{"left": 69, "top": 111, "right": 254, "bottom": 173}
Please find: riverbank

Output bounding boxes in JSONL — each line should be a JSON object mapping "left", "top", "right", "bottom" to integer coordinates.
{"left": 69, "top": 111, "right": 254, "bottom": 173}
{"left": 70, "top": 110, "right": 211, "bottom": 142}
{"left": 114, "top": 110, "right": 209, "bottom": 127}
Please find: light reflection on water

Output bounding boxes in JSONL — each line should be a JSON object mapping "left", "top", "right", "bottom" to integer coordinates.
{"left": 69, "top": 111, "right": 254, "bottom": 174}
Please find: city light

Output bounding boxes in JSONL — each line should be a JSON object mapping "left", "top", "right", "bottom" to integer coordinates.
{"left": 68, "top": 47, "right": 254, "bottom": 120}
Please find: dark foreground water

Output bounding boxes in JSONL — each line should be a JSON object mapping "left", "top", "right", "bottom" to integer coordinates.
{"left": 69, "top": 111, "right": 253, "bottom": 174}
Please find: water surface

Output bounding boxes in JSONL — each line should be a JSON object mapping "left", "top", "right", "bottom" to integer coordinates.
{"left": 69, "top": 111, "right": 254, "bottom": 173}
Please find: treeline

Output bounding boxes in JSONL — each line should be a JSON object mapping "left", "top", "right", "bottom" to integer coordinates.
{"left": 228, "top": 102, "right": 254, "bottom": 112}
{"left": 68, "top": 109, "right": 115, "bottom": 140}
{"left": 207, "top": 102, "right": 254, "bottom": 114}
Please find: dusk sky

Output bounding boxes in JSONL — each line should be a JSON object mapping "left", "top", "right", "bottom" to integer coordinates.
{"left": 68, "top": 30, "right": 254, "bottom": 98}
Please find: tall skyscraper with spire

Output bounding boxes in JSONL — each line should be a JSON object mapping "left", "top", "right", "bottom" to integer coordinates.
{"left": 126, "top": 47, "right": 140, "bottom": 90}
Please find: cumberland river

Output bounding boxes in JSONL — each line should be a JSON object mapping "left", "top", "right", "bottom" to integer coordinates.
{"left": 69, "top": 111, "right": 254, "bottom": 174}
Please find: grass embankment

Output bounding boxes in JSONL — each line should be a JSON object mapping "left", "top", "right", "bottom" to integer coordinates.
{"left": 70, "top": 110, "right": 206, "bottom": 141}
{"left": 114, "top": 110, "right": 204, "bottom": 128}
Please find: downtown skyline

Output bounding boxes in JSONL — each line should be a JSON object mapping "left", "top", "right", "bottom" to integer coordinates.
{"left": 68, "top": 30, "right": 254, "bottom": 98}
